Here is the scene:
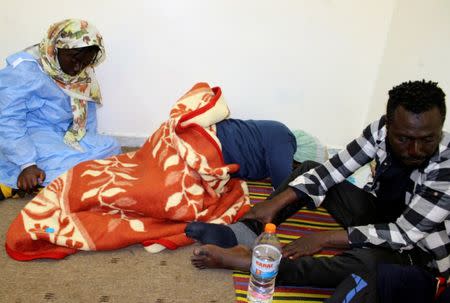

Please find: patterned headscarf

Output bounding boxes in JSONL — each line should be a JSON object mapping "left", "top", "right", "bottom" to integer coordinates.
{"left": 39, "top": 19, "right": 106, "bottom": 151}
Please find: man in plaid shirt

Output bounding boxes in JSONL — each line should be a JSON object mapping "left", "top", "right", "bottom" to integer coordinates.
{"left": 187, "top": 80, "right": 449, "bottom": 292}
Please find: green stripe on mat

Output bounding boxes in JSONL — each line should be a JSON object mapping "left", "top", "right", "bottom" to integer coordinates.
{"left": 283, "top": 219, "right": 342, "bottom": 228}
{"left": 245, "top": 180, "right": 273, "bottom": 187}
{"left": 249, "top": 193, "right": 271, "bottom": 199}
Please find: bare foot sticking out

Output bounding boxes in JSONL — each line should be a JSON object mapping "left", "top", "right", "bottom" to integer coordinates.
{"left": 191, "top": 244, "right": 252, "bottom": 271}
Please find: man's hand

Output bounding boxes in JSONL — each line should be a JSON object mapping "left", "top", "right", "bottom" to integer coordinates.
{"left": 282, "top": 233, "right": 327, "bottom": 259}
{"left": 17, "top": 165, "right": 46, "bottom": 193}
{"left": 282, "top": 230, "right": 350, "bottom": 260}
{"left": 241, "top": 188, "right": 299, "bottom": 224}
{"left": 241, "top": 199, "right": 279, "bottom": 224}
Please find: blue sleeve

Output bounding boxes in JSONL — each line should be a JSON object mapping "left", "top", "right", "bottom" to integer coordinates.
{"left": 0, "top": 62, "right": 44, "bottom": 167}
{"left": 86, "top": 102, "right": 98, "bottom": 133}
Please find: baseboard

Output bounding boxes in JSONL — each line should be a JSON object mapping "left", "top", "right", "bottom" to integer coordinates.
{"left": 112, "top": 135, "right": 147, "bottom": 147}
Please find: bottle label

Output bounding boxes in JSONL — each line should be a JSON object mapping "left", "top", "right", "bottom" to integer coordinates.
{"left": 250, "top": 244, "right": 281, "bottom": 280}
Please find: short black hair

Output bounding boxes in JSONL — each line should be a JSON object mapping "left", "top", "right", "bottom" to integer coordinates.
{"left": 386, "top": 80, "right": 446, "bottom": 123}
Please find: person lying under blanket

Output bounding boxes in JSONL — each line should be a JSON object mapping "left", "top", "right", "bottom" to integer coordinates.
{"left": 5, "top": 82, "right": 254, "bottom": 260}
{"left": 0, "top": 19, "right": 121, "bottom": 201}
{"left": 217, "top": 119, "right": 296, "bottom": 190}
{"left": 217, "top": 118, "right": 328, "bottom": 190}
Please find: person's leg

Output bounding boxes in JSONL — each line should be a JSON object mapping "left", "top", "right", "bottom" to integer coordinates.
{"left": 276, "top": 247, "right": 415, "bottom": 288}
{"left": 191, "top": 244, "right": 252, "bottom": 270}
{"left": 186, "top": 161, "right": 321, "bottom": 247}
{"left": 189, "top": 244, "right": 428, "bottom": 291}
{"left": 325, "top": 271, "right": 377, "bottom": 303}
{"left": 185, "top": 221, "right": 238, "bottom": 248}
{"left": 321, "top": 180, "right": 378, "bottom": 227}
{"left": 326, "top": 264, "right": 438, "bottom": 303}
{"left": 376, "top": 264, "right": 436, "bottom": 303}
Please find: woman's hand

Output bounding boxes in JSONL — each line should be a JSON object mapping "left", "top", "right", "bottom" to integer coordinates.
{"left": 17, "top": 165, "right": 46, "bottom": 193}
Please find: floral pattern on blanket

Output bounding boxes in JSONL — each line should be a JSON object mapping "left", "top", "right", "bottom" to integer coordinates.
{"left": 6, "top": 83, "right": 250, "bottom": 260}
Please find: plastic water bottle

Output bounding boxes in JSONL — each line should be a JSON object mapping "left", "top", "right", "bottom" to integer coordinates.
{"left": 247, "top": 223, "right": 282, "bottom": 303}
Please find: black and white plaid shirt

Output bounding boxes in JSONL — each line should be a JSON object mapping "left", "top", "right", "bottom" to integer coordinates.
{"left": 289, "top": 116, "right": 450, "bottom": 279}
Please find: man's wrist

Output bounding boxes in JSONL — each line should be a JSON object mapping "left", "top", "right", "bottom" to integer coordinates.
{"left": 273, "top": 187, "right": 299, "bottom": 208}
{"left": 323, "top": 230, "right": 350, "bottom": 248}
{"left": 290, "top": 186, "right": 316, "bottom": 209}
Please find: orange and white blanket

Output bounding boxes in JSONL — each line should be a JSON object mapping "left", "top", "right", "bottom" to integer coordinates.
{"left": 5, "top": 83, "right": 250, "bottom": 260}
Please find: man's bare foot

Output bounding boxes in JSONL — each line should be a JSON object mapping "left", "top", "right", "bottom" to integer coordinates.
{"left": 191, "top": 244, "right": 252, "bottom": 271}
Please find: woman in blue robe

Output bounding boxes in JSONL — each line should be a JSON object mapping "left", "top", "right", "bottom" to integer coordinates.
{"left": 0, "top": 19, "right": 120, "bottom": 199}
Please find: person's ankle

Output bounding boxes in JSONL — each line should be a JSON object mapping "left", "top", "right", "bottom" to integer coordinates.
{"left": 185, "top": 222, "right": 238, "bottom": 248}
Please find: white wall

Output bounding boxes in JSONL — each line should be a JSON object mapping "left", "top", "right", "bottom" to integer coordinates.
{"left": 0, "top": 0, "right": 403, "bottom": 147}
{"left": 367, "top": 0, "right": 450, "bottom": 131}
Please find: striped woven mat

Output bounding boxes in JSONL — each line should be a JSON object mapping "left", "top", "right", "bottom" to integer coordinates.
{"left": 233, "top": 180, "right": 345, "bottom": 302}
